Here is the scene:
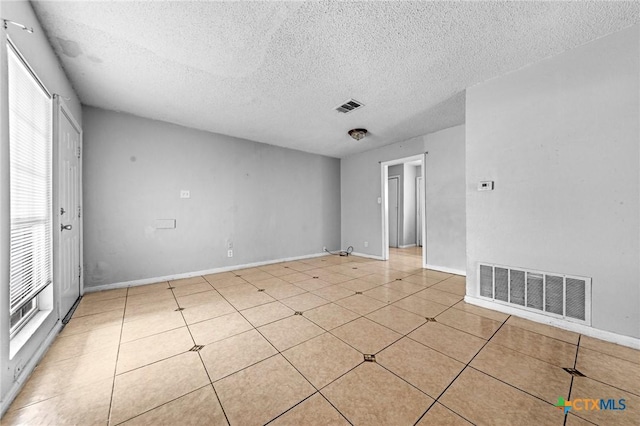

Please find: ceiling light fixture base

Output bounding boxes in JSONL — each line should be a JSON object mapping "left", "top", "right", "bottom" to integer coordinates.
{"left": 348, "top": 128, "right": 368, "bottom": 141}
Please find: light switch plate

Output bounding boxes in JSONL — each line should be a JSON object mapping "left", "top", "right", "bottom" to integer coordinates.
{"left": 478, "top": 181, "right": 494, "bottom": 191}
{"left": 180, "top": 190, "right": 190, "bottom": 198}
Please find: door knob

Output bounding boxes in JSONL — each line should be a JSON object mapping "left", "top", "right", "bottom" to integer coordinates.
{"left": 61, "top": 224, "right": 72, "bottom": 231}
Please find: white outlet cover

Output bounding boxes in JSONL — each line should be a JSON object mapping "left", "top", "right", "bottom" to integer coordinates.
{"left": 180, "top": 190, "right": 191, "bottom": 198}
{"left": 155, "top": 219, "right": 176, "bottom": 229}
{"left": 227, "top": 249, "right": 233, "bottom": 257}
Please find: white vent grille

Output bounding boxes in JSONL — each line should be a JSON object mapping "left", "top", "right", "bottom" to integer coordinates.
{"left": 335, "top": 99, "right": 364, "bottom": 113}
{"left": 478, "top": 263, "right": 591, "bottom": 325}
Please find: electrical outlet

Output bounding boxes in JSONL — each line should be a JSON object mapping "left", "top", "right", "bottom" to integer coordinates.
{"left": 364, "top": 241, "right": 369, "bottom": 248}
{"left": 180, "top": 190, "right": 191, "bottom": 198}
{"left": 323, "top": 246, "right": 327, "bottom": 251}
{"left": 14, "top": 359, "right": 24, "bottom": 380}
{"left": 227, "top": 249, "right": 233, "bottom": 258}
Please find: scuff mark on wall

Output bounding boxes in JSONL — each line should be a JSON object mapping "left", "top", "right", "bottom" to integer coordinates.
{"left": 56, "top": 37, "right": 83, "bottom": 57}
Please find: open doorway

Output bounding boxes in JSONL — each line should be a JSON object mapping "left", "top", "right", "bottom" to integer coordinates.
{"left": 380, "top": 154, "right": 426, "bottom": 267}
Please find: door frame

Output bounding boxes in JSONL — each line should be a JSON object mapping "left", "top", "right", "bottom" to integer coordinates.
{"left": 387, "top": 175, "right": 400, "bottom": 249}
{"left": 53, "top": 96, "right": 83, "bottom": 320}
{"left": 380, "top": 154, "right": 426, "bottom": 266}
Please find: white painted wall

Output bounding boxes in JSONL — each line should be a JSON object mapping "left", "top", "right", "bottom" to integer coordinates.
{"left": 341, "top": 125, "right": 466, "bottom": 273}
{"left": 466, "top": 24, "right": 639, "bottom": 338}
{"left": 82, "top": 107, "right": 341, "bottom": 288}
{"left": 424, "top": 126, "right": 466, "bottom": 273}
{"left": 0, "top": 0, "right": 82, "bottom": 411}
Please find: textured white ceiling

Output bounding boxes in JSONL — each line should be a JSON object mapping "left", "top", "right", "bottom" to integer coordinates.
{"left": 32, "top": 1, "right": 638, "bottom": 158}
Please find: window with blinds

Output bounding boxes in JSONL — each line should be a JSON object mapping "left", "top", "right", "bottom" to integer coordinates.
{"left": 7, "top": 42, "right": 53, "bottom": 335}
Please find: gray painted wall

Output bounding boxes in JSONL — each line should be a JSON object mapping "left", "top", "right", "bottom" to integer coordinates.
{"left": 341, "top": 126, "right": 466, "bottom": 274}
{"left": 0, "top": 0, "right": 82, "bottom": 409}
{"left": 341, "top": 136, "right": 424, "bottom": 256}
{"left": 82, "top": 107, "right": 341, "bottom": 287}
{"left": 466, "top": 25, "right": 639, "bottom": 338}
{"left": 425, "top": 126, "right": 466, "bottom": 272}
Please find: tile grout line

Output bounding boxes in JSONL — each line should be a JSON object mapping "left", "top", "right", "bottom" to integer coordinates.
{"left": 572, "top": 372, "right": 640, "bottom": 398}
{"left": 111, "top": 384, "right": 215, "bottom": 426}
{"left": 434, "top": 324, "right": 589, "bottom": 424}
{"left": 340, "top": 294, "right": 481, "bottom": 420}
{"left": 110, "top": 281, "right": 198, "bottom": 424}
{"left": 18, "top": 253, "right": 625, "bottom": 425}
{"left": 464, "top": 365, "right": 571, "bottom": 408}
{"left": 169, "top": 275, "right": 628, "bottom": 426}
{"left": 67, "top": 258, "right": 604, "bottom": 421}
{"left": 295, "top": 285, "right": 464, "bottom": 360}
{"left": 171, "top": 276, "right": 234, "bottom": 426}
{"left": 413, "top": 315, "right": 511, "bottom": 425}
{"left": 563, "top": 334, "right": 582, "bottom": 426}
{"left": 261, "top": 393, "right": 318, "bottom": 425}
{"left": 224, "top": 258, "right": 446, "bottom": 422}
{"left": 578, "top": 344, "right": 640, "bottom": 366}
{"left": 216, "top": 266, "right": 367, "bottom": 424}
{"left": 106, "top": 286, "right": 129, "bottom": 426}
{"left": 222, "top": 297, "right": 354, "bottom": 424}
{"left": 238, "top": 255, "right": 457, "bottom": 424}
{"left": 281, "top": 288, "right": 462, "bottom": 409}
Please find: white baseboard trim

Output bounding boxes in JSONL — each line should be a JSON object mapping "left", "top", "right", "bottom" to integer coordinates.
{"left": 84, "top": 252, "right": 331, "bottom": 293}
{"left": 351, "top": 252, "right": 385, "bottom": 261}
{"left": 1, "top": 321, "right": 63, "bottom": 417}
{"left": 398, "top": 244, "right": 417, "bottom": 249}
{"left": 465, "top": 295, "right": 640, "bottom": 350}
{"left": 425, "top": 264, "right": 466, "bottom": 276}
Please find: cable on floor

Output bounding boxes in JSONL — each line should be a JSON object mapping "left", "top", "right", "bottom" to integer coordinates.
{"left": 324, "top": 246, "right": 354, "bottom": 256}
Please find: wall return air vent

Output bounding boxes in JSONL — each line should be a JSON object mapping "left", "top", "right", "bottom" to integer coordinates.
{"left": 335, "top": 99, "right": 364, "bottom": 113}
{"left": 478, "top": 263, "right": 591, "bottom": 325}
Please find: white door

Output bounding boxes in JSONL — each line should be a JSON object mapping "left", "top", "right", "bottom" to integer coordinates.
{"left": 59, "top": 106, "right": 81, "bottom": 319}
{"left": 416, "top": 176, "right": 423, "bottom": 247}
{"left": 388, "top": 177, "right": 399, "bottom": 248}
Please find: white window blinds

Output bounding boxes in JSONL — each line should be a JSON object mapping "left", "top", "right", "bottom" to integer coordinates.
{"left": 8, "top": 42, "right": 53, "bottom": 315}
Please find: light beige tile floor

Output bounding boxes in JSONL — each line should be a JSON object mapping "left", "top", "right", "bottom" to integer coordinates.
{"left": 3, "top": 247, "right": 639, "bottom": 425}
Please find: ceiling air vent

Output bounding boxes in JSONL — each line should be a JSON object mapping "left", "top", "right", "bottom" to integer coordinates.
{"left": 335, "top": 99, "right": 364, "bottom": 114}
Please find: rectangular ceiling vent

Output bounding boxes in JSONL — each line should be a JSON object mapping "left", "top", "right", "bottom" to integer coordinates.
{"left": 335, "top": 99, "right": 364, "bottom": 114}
{"left": 478, "top": 263, "right": 591, "bottom": 325}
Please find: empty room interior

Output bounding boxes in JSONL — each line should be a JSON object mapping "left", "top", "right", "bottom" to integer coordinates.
{"left": 1, "top": 1, "right": 639, "bottom": 425}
